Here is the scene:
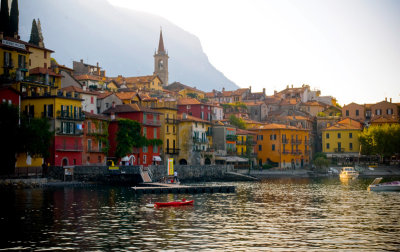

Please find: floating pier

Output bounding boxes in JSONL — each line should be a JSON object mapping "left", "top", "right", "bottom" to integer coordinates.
{"left": 131, "top": 183, "right": 235, "bottom": 194}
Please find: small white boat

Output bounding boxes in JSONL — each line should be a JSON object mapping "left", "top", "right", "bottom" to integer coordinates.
{"left": 368, "top": 177, "right": 400, "bottom": 192}
{"left": 339, "top": 167, "right": 359, "bottom": 180}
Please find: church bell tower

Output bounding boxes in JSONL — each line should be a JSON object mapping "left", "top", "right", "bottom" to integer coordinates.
{"left": 154, "top": 29, "right": 169, "bottom": 86}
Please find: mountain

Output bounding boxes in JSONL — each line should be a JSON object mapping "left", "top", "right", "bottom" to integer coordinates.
{"left": 18, "top": 0, "right": 238, "bottom": 91}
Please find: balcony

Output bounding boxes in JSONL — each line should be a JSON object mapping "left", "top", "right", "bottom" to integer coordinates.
{"left": 55, "top": 144, "right": 83, "bottom": 152}
{"left": 291, "top": 139, "right": 302, "bottom": 144}
{"left": 193, "top": 137, "right": 208, "bottom": 144}
{"left": 165, "top": 118, "right": 179, "bottom": 124}
{"left": 165, "top": 148, "right": 180, "bottom": 155}
{"left": 142, "top": 120, "right": 161, "bottom": 126}
{"left": 226, "top": 135, "right": 237, "bottom": 142}
{"left": 282, "top": 150, "right": 291, "bottom": 155}
{"left": 227, "top": 149, "right": 237, "bottom": 155}
{"left": 56, "top": 128, "right": 83, "bottom": 136}
{"left": 292, "top": 150, "right": 302, "bottom": 155}
{"left": 57, "top": 110, "right": 85, "bottom": 121}
{"left": 334, "top": 148, "right": 345, "bottom": 153}
{"left": 87, "top": 147, "right": 105, "bottom": 153}
{"left": 282, "top": 139, "right": 289, "bottom": 144}
{"left": 236, "top": 140, "right": 256, "bottom": 145}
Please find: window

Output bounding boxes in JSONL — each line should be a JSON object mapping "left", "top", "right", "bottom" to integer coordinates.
{"left": 99, "top": 141, "right": 102, "bottom": 151}
{"left": 326, "top": 133, "right": 329, "bottom": 139}
{"left": 259, "top": 145, "right": 262, "bottom": 151}
{"left": 153, "top": 145, "right": 158, "bottom": 153}
{"left": 166, "top": 125, "right": 169, "bottom": 133}
{"left": 326, "top": 143, "right": 330, "bottom": 149}
{"left": 91, "top": 96, "right": 94, "bottom": 104}
{"left": 338, "top": 133, "right": 341, "bottom": 139}
{"left": 88, "top": 139, "right": 92, "bottom": 151}
{"left": 387, "top": 109, "right": 393, "bottom": 115}
{"left": 272, "top": 144, "right": 275, "bottom": 151}
{"left": 143, "top": 113, "right": 147, "bottom": 123}
{"left": 143, "top": 127, "right": 147, "bottom": 137}
{"left": 376, "top": 109, "right": 381, "bottom": 115}
{"left": 187, "top": 105, "right": 191, "bottom": 109}
{"left": 201, "top": 111, "right": 204, "bottom": 119}
{"left": 346, "top": 110, "right": 349, "bottom": 116}
{"left": 154, "top": 128, "right": 157, "bottom": 139}
{"left": 349, "top": 132, "right": 353, "bottom": 138}
{"left": 349, "top": 142, "right": 353, "bottom": 150}
{"left": 143, "top": 146, "right": 148, "bottom": 153}
{"left": 44, "top": 51, "right": 47, "bottom": 59}
{"left": 143, "top": 155, "right": 147, "bottom": 164}
{"left": 356, "top": 110, "right": 359, "bottom": 116}
{"left": 87, "top": 121, "right": 92, "bottom": 133}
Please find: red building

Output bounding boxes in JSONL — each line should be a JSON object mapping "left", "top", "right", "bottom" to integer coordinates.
{"left": 103, "top": 104, "right": 162, "bottom": 166}
{"left": 82, "top": 112, "right": 110, "bottom": 165}
{"left": 0, "top": 85, "right": 20, "bottom": 106}
{"left": 177, "top": 98, "right": 212, "bottom": 121}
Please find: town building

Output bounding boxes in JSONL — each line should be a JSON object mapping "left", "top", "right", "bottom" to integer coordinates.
{"left": 154, "top": 29, "right": 169, "bottom": 86}
{"left": 251, "top": 124, "right": 311, "bottom": 169}
{"left": 82, "top": 112, "right": 109, "bottom": 165}
{"left": 177, "top": 98, "right": 212, "bottom": 121}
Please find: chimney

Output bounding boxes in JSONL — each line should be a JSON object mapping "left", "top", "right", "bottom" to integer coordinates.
{"left": 291, "top": 84, "right": 294, "bottom": 88}
{"left": 390, "top": 98, "right": 392, "bottom": 103}
{"left": 222, "top": 87, "right": 225, "bottom": 92}
{"left": 263, "top": 88, "right": 265, "bottom": 95}
{"left": 80, "top": 59, "right": 83, "bottom": 63}
{"left": 385, "top": 97, "right": 387, "bottom": 102}
{"left": 249, "top": 86, "right": 252, "bottom": 92}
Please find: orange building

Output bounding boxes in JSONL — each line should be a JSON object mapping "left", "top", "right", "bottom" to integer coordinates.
{"left": 251, "top": 124, "right": 310, "bottom": 169}
{"left": 83, "top": 112, "right": 110, "bottom": 165}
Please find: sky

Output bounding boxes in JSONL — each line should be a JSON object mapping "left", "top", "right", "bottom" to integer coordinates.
{"left": 108, "top": 0, "right": 400, "bottom": 105}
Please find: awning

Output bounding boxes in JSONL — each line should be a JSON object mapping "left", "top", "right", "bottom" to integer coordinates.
{"left": 226, "top": 156, "right": 249, "bottom": 162}
{"left": 121, "top": 156, "right": 130, "bottom": 161}
{"left": 152, "top": 156, "right": 162, "bottom": 161}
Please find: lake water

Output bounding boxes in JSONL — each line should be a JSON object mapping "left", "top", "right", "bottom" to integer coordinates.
{"left": 1, "top": 177, "right": 400, "bottom": 251}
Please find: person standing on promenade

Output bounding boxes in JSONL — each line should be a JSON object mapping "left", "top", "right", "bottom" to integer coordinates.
{"left": 174, "top": 171, "right": 178, "bottom": 183}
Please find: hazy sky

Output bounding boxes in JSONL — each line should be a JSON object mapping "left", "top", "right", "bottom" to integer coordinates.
{"left": 108, "top": 0, "right": 400, "bottom": 105}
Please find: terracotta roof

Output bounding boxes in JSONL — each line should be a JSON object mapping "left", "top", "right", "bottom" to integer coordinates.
{"left": 115, "top": 92, "right": 137, "bottom": 100}
{"left": 74, "top": 74, "right": 103, "bottom": 81}
{"left": 279, "top": 98, "right": 299, "bottom": 106}
{"left": 177, "top": 98, "right": 201, "bottom": 105}
{"left": 83, "top": 111, "right": 110, "bottom": 121}
{"left": 236, "top": 128, "right": 256, "bottom": 135}
{"left": 103, "top": 104, "right": 162, "bottom": 114}
{"left": 2, "top": 36, "right": 54, "bottom": 52}
{"left": 97, "top": 91, "right": 113, "bottom": 99}
{"left": 324, "top": 123, "right": 361, "bottom": 131}
{"left": 252, "top": 123, "right": 306, "bottom": 131}
{"left": 233, "top": 88, "right": 250, "bottom": 95}
{"left": 243, "top": 101, "right": 265, "bottom": 106}
{"left": 177, "top": 114, "right": 211, "bottom": 124}
{"left": 370, "top": 117, "right": 399, "bottom": 124}
{"left": 60, "top": 86, "right": 99, "bottom": 95}
{"left": 337, "top": 118, "right": 363, "bottom": 128}
{"left": 29, "top": 67, "right": 62, "bottom": 77}
{"left": 302, "top": 101, "right": 325, "bottom": 106}
{"left": 0, "top": 37, "right": 30, "bottom": 53}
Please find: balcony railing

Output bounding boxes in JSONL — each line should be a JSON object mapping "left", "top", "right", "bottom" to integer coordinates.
{"left": 55, "top": 144, "right": 83, "bottom": 152}
{"left": 57, "top": 110, "right": 85, "bottom": 121}
{"left": 165, "top": 118, "right": 179, "bottom": 124}
{"left": 165, "top": 148, "right": 180, "bottom": 155}
{"left": 236, "top": 140, "right": 257, "bottom": 145}
{"left": 87, "top": 147, "right": 105, "bottom": 153}
{"left": 282, "top": 139, "right": 289, "bottom": 144}
{"left": 226, "top": 135, "right": 237, "bottom": 141}
{"left": 56, "top": 128, "right": 83, "bottom": 136}
{"left": 193, "top": 137, "right": 208, "bottom": 144}
{"left": 291, "top": 139, "right": 302, "bottom": 144}
{"left": 334, "top": 148, "right": 345, "bottom": 153}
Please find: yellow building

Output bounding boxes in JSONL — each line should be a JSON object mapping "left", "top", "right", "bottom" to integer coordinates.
{"left": 0, "top": 36, "right": 30, "bottom": 79}
{"left": 177, "top": 114, "right": 212, "bottom": 165}
{"left": 142, "top": 100, "right": 180, "bottom": 162}
{"left": 164, "top": 82, "right": 206, "bottom": 99}
{"left": 21, "top": 89, "right": 85, "bottom": 166}
{"left": 235, "top": 129, "right": 257, "bottom": 157}
{"left": 322, "top": 119, "right": 362, "bottom": 158}
{"left": 251, "top": 124, "right": 311, "bottom": 169}
{"left": 116, "top": 92, "right": 139, "bottom": 104}
{"left": 26, "top": 44, "right": 53, "bottom": 70}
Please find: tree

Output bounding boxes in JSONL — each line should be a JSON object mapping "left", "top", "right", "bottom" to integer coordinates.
{"left": 29, "top": 19, "right": 40, "bottom": 45}
{"left": 115, "top": 119, "right": 147, "bottom": 159}
{"left": 186, "top": 93, "right": 198, "bottom": 99}
{"left": 229, "top": 114, "right": 246, "bottom": 129}
{"left": 0, "top": 103, "right": 52, "bottom": 176}
{"left": 0, "top": 0, "right": 9, "bottom": 35}
{"left": 9, "top": 0, "right": 18, "bottom": 36}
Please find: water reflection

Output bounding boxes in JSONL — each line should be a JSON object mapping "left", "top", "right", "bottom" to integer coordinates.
{"left": 1, "top": 178, "right": 400, "bottom": 251}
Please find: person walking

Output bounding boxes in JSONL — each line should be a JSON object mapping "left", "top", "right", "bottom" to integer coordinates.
{"left": 174, "top": 171, "right": 178, "bottom": 183}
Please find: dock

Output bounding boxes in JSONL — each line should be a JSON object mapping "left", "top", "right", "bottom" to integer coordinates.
{"left": 131, "top": 182, "right": 235, "bottom": 194}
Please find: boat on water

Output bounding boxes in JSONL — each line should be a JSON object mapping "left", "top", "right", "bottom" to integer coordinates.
{"left": 339, "top": 167, "right": 359, "bottom": 180}
{"left": 368, "top": 177, "right": 400, "bottom": 192}
{"left": 154, "top": 199, "right": 194, "bottom": 207}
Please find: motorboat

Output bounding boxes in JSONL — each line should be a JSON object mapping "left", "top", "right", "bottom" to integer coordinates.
{"left": 154, "top": 199, "right": 194, "bottom": 207}
{"left": 339, "top": 167, "right": 359, "bottom": 180}
{"left": 368, "top": 177, "right": 400, "bottom": 192}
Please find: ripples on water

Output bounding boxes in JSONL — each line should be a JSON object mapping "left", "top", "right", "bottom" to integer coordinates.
{"left": 1, "top": 177, "right": 400, "bottom": 251}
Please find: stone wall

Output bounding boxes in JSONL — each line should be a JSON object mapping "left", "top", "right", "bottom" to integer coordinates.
{"left": 148, "top": 165, "right": 234, "bottom": 182}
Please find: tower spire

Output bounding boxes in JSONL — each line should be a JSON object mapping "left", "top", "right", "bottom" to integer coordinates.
{"left": 158, "top": 28, "right": 165, "bottom": 54}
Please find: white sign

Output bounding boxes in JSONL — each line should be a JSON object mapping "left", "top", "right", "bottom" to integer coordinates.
{"left": 2, "top": 39, "right": 26, "bottom": 50}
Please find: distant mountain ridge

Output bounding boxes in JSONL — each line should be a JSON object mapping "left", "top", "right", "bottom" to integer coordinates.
{"left": 19, "top": 0, "right": 238, "bottom": 91}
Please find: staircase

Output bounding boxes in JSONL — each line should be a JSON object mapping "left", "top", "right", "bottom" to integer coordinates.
{"left": 140, "top": 167, "right": 152, "bottom": 183}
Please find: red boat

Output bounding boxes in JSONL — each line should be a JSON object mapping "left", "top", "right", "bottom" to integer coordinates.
{"left": 154, "top": 199, "right": 194, "bottom": 207}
